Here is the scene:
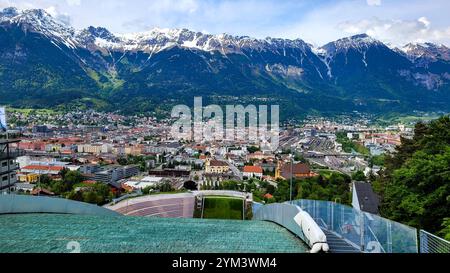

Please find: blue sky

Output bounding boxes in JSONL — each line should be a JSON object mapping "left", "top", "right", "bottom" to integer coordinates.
{"left": 1, "top": 0, "right": 449, "bottom": 46}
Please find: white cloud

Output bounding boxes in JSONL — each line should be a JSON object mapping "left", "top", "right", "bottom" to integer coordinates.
{"left": 147, "top": 0, "right": 198, "bottom": 14}
{"left": 45, "top": 6, "right": 71, "bottom": 26}
{"left": 274, "top": 0, "right": 450, "bottom": 46}
{"left": 338, "top": 17, "right": 450, "bottom": 46}
{"left": 66, "top": 0, "right": 81, "bottom": 6}
{"left": 0, "top": 0, "right": 35, "bottom": 10}
{"left": 418, "top": 16, "right": 431, "bottom": 28}
{"left": 367, "top": 0, "right": 382, "bottom": 6}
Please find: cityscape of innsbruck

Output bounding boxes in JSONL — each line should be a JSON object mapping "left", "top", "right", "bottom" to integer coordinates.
{"left": 0, "top": 0, "right": 449, "bottom": 271}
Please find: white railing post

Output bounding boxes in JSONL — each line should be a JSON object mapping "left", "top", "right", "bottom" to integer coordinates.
{"left": 360, "top": 211, "right": 365, "bottom": 252}
{"left": 387, "top": 221, "right": 393, "bottom": 253}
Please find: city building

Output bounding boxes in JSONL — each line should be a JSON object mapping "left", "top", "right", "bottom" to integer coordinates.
{"left": 21, "top": 165, "right": 65, "bottom": 176}
{"left": 243, "top": 166, "right": 263, "bottom": 179}
{"left": 275, "top": 162, "right": 317, "bottom": 180}
{"left": 77, "top": 144, "right": 103, "bottom": 155}
{"left": 124, "top": 176, "right": 165, "bottom": 191}
{"left": 148, "top": 168, "right": 190, "bottom": 177}
{"left": 13, "top": 183, "right": 34, "bottom": 193}
{"left": 94, "top": 165, "right": 140, "bottom": 184}
{"left": 205, "top": 159, "right": 230, "bottom": 174}
{"left": 17, "top": 173, "right": 39, "bottom": 183}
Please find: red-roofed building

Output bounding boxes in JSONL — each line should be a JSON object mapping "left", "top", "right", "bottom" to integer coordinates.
{"left": 18, "top": 141, "right": 46, "bottom": 151}
{"left": 21, "top": 165, "right": 65, "bottom": 176}
{"left": 247, "top": 151, "right": 275, "bottom": 161}
{"left": 243, "top": 165, "right": 263, "bottom": 179}
{"left": 193, "top": 145, "right": 207, "bottom": 153}
{"left": 31, "top": 188, "right": 55, "bottom": 196}
{"left": 275, "top": 162, "right": 317, "bottom": 180}
{"left": 264, "top": 193, "right": 274, "bottom": 200}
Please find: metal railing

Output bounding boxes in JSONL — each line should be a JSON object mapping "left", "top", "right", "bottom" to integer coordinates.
{"left": 290, "top": 199, "right": 419, "bottom": 253}
{"left": 420, "top": 230, "right": 450, "bottom": 253}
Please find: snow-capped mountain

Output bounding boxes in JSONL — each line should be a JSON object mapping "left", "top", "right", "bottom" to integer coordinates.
{"left": 1, "top": 8, "right": 447, "bottom": 65}
{"left": 314, "top": 34, "right": 413, "bottom": 86}
{"left": 1, "top": 8, "right": 315, "bottom": 55}
{"left": 400, "top": 43, "right": 450, "bottom": 63}
{"left": 321, "top": 34, "right": 385, "bottom": 54}
{"left": 1, "top": 8, "right": 78, "bottom": 49}
{"left": 0, "top": 7, "right": 19, "bottom": 19}
{"left": 76, "top": 25, "right": 316, "bottom": 57}
{"left": 0, "top": 7, "right": 449, "bottom": 116}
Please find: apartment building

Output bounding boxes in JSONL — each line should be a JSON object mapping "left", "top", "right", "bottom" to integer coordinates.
{"left": 94, "top": 165, "right": 140, "bottom": 184}
{"left": 0, "top": 139, "right": 21, "bottom": 192}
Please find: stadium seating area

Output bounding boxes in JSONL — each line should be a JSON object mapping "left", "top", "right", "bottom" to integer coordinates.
{"left": 108, "top": 193, "right": 195, "bottom": 218}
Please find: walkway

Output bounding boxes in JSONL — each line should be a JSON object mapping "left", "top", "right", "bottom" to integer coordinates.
{"left": 321, "top": 229, "right": 361, "bottom": 253}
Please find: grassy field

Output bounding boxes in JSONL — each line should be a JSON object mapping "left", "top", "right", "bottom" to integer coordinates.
{"left": 9, "top": 108, "right": 58, "bottom": 115}
{"left": 202, "top": 197, "right": 244, "bottom": 220}
{"left": 318, "top": 169, "right": 344, "bottom": 178}
{"left": 376, "top": 113, "right": 444, "bottom": 126}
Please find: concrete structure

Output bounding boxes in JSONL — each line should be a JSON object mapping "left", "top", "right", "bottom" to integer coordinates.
{"left": 193, "top": 190, "right": 252, "bottom": 201}
{"left": 0, "top": 194, "right": 119, "bottom": 216}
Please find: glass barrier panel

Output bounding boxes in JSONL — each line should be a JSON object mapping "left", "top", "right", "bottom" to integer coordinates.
{"left": 289, "top": 199, "right": 418, "bottom": 253}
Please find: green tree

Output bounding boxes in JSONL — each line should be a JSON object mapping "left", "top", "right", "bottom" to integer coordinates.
{"left": 294, "top": 153, "right": 307, "bottom": 163}
{"left": 247, "top": 146, "right": 260, "bottom": 153}
{"left": 66, "top": 190, "right": 83, "bottom": 202}
{"left": 352, "top": 170, "right": 366, "bottom": 181}
{"left": 63, "top": 171, "right": 84, "bottom": 189}
{"left": 370, "top": 154, "right": 386, "bottom": 167}
{"left": 142, "top": 186, "right": 153, "bottom": 195}
{"left": 117, "top": 157, "right": 128, "bottom": 165}
{"left": 440, "top": 218, "right": 450, "bottom": 241}
{"left": 83, "top": 191, "right": 100, "bottom": 204}
{"left": 159, "top": 182, "right": 174, "bottom": 192}
{"left": 376, "top": 116, "right": 450, "bottom": 234}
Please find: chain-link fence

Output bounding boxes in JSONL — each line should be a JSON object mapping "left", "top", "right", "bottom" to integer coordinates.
{"left": 420, "top": 230, "right": 450, "bottom": 253}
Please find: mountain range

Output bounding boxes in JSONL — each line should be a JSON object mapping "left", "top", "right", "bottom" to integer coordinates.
{"left": 1, "top": 7, "right": 449, "bottom": 118}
